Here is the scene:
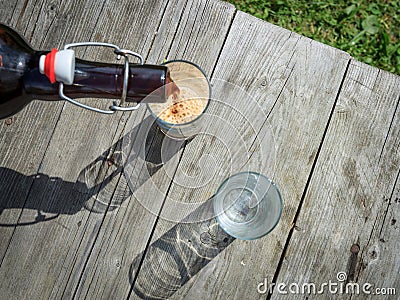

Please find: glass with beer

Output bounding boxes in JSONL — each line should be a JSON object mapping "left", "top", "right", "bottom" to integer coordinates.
{"left": 147, "top": 60, "right": 211, "bottom": 140}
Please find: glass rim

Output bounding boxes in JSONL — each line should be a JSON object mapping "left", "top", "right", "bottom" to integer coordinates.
{"left": 213, "top": 171, "right": 283, "bottom": 240}
{"left": 146, "top": 59, "right": 212, "bottom": 128}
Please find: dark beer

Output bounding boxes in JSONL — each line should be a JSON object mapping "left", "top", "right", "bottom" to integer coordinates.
{"left": 0, "top": 23, "right": 171, "bottom": 119}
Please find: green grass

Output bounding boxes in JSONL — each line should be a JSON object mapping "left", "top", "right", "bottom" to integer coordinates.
{"left": 227, "top": 0, "right": 400, "bottom": 75}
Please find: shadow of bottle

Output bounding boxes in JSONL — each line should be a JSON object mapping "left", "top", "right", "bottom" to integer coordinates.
{"left": 0, "top": 167, "right": 98, "bottom": 224}
{"left": 0, "top": 115, "right": 187, "bottom": 223}
{"left": 129, "top": 199, "right": 235, "bottom": 299}
{"left": 76, "top": 115, "right": 186, "bottom": 214}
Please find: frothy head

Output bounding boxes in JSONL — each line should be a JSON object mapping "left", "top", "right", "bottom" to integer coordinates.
{"left": 156, "top": 87, "right": 207, "bottom": 124}
{"left": 147, "top": 60, "right": 210, "bottom": 127}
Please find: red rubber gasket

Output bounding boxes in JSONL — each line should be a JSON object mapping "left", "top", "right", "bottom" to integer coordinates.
{"left": 44, "top": 48, "right": 58, "bottom": 83}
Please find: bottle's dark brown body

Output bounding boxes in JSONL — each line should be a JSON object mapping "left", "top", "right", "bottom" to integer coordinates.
{"left": 0, "top": 24, "right": 168, "bottom": 119}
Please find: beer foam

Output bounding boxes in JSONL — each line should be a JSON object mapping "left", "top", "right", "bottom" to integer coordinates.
{"left": 152, "top": 87, "right": 207, "bottom": 124}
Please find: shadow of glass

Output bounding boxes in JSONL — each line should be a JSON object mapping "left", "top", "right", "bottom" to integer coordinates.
{"left": 78, "top": 115, "right": 187, "bottom": 213}
{"left": 0, "top": 115, "right": 187, "bottom": 224}
{"left": 128, "top": 200, "right": 235, "bottom": 299}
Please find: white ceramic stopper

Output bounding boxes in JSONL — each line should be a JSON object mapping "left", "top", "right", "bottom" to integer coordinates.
{"left": 39, "top": 55, "right": 46, "bottom": 75}
{"left": 54, "top": 50, "right": 75, "bottom": 85}
{"left": 38, "top": 49, "right": 75, "bottom": 85}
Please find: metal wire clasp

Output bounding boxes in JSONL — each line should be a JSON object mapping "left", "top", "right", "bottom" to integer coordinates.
{"left": 59, "top": 42, "right": 144, "bottom": 114}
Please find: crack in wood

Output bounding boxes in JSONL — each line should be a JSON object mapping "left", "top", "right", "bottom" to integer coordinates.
{"left": 378, "top": 94, "right": 400, "bottom": 165}
{"left": 266, "top": 58, "right": 352, "bottom": 299}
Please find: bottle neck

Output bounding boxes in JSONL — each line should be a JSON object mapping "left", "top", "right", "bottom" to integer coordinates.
{"left": 25, "top": 52, "right": 168, "bottom": 103}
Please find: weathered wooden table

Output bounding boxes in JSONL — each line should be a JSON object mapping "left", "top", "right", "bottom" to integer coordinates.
{"left": 0, "top": 0, "right": 399, "bottom": 299}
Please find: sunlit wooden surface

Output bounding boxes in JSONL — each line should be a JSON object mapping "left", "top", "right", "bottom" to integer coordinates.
{"left": 0, "top": 0, "right": 398, "bottom": 299}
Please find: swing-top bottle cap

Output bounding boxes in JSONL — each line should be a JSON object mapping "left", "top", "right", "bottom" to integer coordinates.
{"left": 39, "top": 49, "right": 75, "bottom": 85}
{"left": 39, "top": 42, "right": 145, "bottom": 114}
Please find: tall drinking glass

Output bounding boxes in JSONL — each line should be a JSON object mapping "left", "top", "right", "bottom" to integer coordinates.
{"left": 147, "top": 60, "right": 211, "bottom": 140}
{"left": 213, "top": 172, "right": 282, "bottom": 240}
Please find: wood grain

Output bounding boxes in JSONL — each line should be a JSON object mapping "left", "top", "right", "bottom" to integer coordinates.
{"left": 0, "top": 0, "right": 169, "bottom": 299}
{"left": 273, "top": 61, "right": 400, "bottom": 299}
{"left": 0, "top": 0, "right": 111, "bottom": 262}
{"left": 56, "top": 1, "right": 237, "bottom": 299}
{"left": 134, "top": 11, "right": 351, "bottom": 300}
{"left": 1, "top": 1, "right": 398, "bottom": 299}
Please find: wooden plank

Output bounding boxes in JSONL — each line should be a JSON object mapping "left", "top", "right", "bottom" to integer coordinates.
{"left": 67, "top": 1, "right": 237, "bottom": 299}
{"left": 133, "top": 11, "right": 351, "bottom": 299}
{"left": 273, "top": 61, "right": 400, "bottom": 299}
{"left": 359, "top": 173, "right": 400, "bottom": 298}
{"left": 0, "top": 0, "right": 170, "bottom": 299}
{"left": 0, "top": 0, "right": 110, "bottom": 262}
{"left": 0, "top": 0, "right": 18, "bottom": 25}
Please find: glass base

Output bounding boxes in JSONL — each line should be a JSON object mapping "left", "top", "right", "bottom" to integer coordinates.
{"left": 213, "top": 172, "right": 282, "bottom": 240}
{"left": 223, "top": 188, "right": 259, "bottom": 223}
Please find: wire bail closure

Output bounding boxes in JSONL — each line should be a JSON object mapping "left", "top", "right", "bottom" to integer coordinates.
{"left": 59, "top": 42, "right": 144, "bottom": 114}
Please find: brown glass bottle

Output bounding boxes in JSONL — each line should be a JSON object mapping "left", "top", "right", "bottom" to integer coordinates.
{"left": 0, "top": 23, "right": 170, "bottom": 120}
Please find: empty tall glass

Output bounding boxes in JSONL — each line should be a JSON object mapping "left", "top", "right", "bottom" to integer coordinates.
{"left": 213, "top": 172, "right": 282, "bottom": 240}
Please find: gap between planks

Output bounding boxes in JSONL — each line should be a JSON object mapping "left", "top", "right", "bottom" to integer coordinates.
{"left": 125, "top": 5, "right": 239, "bottom": 299}
{"left": 68, "top": 1, "right": 174, "bottom": 298}
{"left": 267, "top": 57, "right": 353, "bottom": 299}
